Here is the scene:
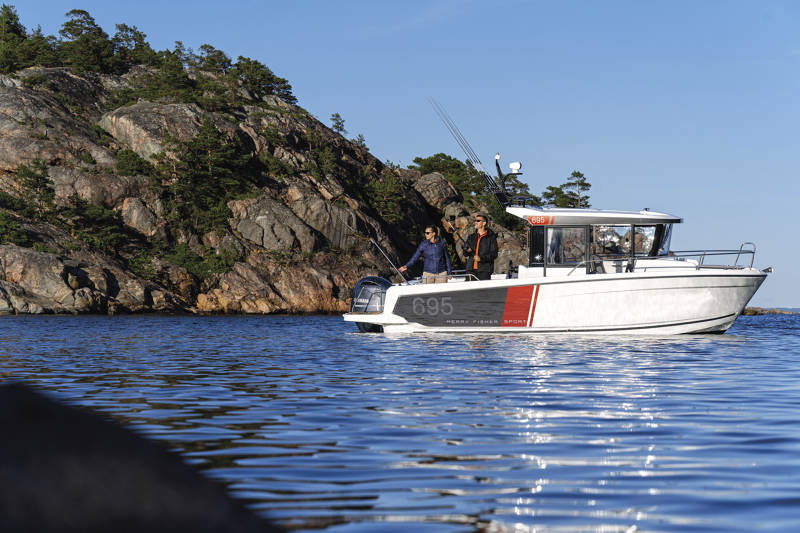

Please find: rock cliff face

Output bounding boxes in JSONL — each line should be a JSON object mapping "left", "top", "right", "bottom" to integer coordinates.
{"left": 0, "top": 67, "right": 527, "bottom": 315}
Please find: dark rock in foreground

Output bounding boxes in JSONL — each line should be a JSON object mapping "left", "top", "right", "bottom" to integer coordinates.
{"left": 0, "top": 382, "right": 280, "bottom": 532}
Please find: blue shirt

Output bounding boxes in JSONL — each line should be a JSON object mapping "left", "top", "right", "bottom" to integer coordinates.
{"left": 404, "top": 239, "right": 452, "bottom": 274}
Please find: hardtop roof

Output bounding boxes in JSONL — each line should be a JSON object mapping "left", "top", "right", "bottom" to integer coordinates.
{"left": 506, "top": 206, "right": 682, "bottom": 226}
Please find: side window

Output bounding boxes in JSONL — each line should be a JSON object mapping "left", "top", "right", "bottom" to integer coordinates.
{"left": 529, "top": 226, "right": 545, "bottom": 265}
{"left": 546, "top": 227, "right": 586, "bottom": 265}
{"left": 657, "top": 224, "right": 673, "bottom": 256}
{"left": 634, "top": 226, "right": 656, "bottom": 256}
{"left": 591, "top": 225, "right": 631, "bottom": 257}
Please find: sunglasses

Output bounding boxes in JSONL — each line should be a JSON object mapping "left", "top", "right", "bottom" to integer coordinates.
{"left": 424, "top": 231, "right": 434, "bottom": 234}
{"left": 474, "top": 219, "right": 486, "bottom": 223}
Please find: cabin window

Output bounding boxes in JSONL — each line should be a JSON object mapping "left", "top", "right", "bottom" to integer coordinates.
{"left": 528, "top": 226, "right": 545, "bottom": 265}
{"left": 591, "top": 225, "right": 631, "bottom": 258}
{"left": 633, "top": 226, "right": 657, "bottom": 256}
{"left": 546, "top": 227, "right": 586, "bottom": 265}
{"left": 656, "top": 224, "right": 673, "bottom": 256}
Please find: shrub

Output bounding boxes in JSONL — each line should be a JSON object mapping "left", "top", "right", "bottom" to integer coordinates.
{"left": 164, "top": 243, "right": 237, "bottom": 281}
{"left": 0, "top": 209, "right": 31, "bottom": 246}
{"left": 116, "top": 148, "right": 154, "bottom": 176}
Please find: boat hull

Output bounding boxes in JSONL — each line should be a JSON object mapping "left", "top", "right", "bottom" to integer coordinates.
{"left": 343, "top": 270, "right": 766, "bottom": 334}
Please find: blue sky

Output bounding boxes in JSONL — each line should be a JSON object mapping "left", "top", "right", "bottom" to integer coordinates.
{"left": 20, "top": 1, "right": 800, "bottom": 306}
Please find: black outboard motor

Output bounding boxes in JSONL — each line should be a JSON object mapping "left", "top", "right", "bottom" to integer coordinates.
{"left": 350, "top": 276, "right": 392, "bottom": 332}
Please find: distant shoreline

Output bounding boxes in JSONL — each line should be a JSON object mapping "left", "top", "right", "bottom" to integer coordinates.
{"left": 743, "top": 307, "right": 799, "bottom": 316}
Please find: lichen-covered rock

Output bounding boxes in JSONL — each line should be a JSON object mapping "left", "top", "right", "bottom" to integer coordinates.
{"left": 0, "top": 65, "right": 528, "bottom": 315}
{"left": 194, "top": 252, "right": 362, "bottom": 315}
{"left": 48, "top": 167, "right": 150, "bottom": 208}
{"left": 413, "top": 172, "right": 461, "bottom": 210}
{"left": 0, "top": 245, "right": 185, "bottom": 314}
{"left": 0, "top": 86, "right": 113, "bottom": 171}
{"left": 0, "top": 280, "right": 50, "bottom": 314}
{"left": 120, "top": 197, "right": 159, "bottom": 236}
{"left": 98, "top": 101, "right": 205, "bottom": 161}
{"left": 229, "top": 196, "right": 319, "bottom": 253}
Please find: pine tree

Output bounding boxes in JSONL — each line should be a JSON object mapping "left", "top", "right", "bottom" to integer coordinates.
{"left": 18, "top": 26, "right": 58, "bottom": 69}
{"left": 330, "top": 113, "right": 346, "bottom": 135}
{"left": 156, "top": 118, "right": 251, "bottom": 233}
{"left": 16, "top": 159, "right": 55, "bottom": 219}
{"left": 562, "top": 170, "right": 591, "bottom": 208}
{"left": 58, "top": 9, "right": 115, "bottom": 73}
{"left": 231, "top": 56, "right": 296, "bottom": 104}
{"left": 365, "top": 171, "right": 403, "bottom": 224}
{"left": 112, "top": 23, "right": 156, "bottom": 69}
{"left": 542, "top": 171, "right": 591, "bottom": 208}
{"left": 0, "top": 4, "right": 25, "bottom": 73}
{"left": 0, "top": 4, "right": 24, "bottom": 40}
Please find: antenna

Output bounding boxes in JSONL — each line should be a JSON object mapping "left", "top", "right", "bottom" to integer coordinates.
{"left": 429, "top": 99, "right": 510, "bottom": 206}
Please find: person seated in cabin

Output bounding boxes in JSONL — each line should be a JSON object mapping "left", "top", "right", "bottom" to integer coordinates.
{"left": 398, "top": 225, "right": 452, "bottom": 283}
{"left": 461, "top": 213, "right": 498, "bottom": 280}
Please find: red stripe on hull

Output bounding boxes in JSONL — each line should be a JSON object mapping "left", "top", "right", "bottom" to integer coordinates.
{"left": 528, "top": 284, "right": 541, "bottom": 327}
{"left": 501, "top": 285, "right": 535, "bottom": 327}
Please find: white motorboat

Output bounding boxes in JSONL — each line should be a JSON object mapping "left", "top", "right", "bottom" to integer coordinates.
{"left": 345, "top": 105, "right": 770, "bottom": 334}
{"left": 344, "top": 193, "right": 770, "bottom": 335}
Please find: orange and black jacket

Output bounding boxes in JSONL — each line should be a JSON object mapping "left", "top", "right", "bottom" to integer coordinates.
{"left": 462, "top": 229, "right": 498, "bottom": 273}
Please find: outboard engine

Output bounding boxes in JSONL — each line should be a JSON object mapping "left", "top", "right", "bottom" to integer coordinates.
{"left": 350, "top": 276, "right": 392, "bottom": 333}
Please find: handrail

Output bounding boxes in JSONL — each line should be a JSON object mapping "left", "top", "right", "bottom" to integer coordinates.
{"left": 566, "top": 261, "right": 586, "bottom": 276}
{"left": 405, "top": 269, "right": 480, "bottom": 283}
{"left": 633, "top": 245, "right": 756, "bottom": 270}
{"left": 735, "top": 242, "right": 756, "bottom": 268}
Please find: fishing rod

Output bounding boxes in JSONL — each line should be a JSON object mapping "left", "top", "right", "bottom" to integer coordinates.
{"left": 333, "top": 201, "right": 408, "bottom": 284}
{"left": 429, "top": 99, "right": 510, "bottom": 206}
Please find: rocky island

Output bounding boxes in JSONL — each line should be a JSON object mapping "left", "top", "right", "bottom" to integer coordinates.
{"left": 0, "top": 7, "right": 536, "bottom": 315}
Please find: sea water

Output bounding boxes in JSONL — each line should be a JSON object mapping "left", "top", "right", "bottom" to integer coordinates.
{"left": 1, "top": 314, "right": 799, "bottom": 532}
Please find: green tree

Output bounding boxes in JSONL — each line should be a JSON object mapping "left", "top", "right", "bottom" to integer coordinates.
{"left": 112, "top": 23, "right": 156, "bottom": 69}
{"left": 57, "top": 9, "right": 115, "bottom": 73}
{"left": 116, "top": 148, "right": 155, "bottom": 176}
{"left": 562, "top": 170, "right": 591, "bottom": 208}
{"left": 0, "top": 4, "right": 24, "bottom": 40}
{"left": 542, "top": 170, "right": 591, "bottom": 208}
{"left": 352, "top": 133, "right": 367, "bottom": 150}
{"left": 17, "top": 26, "right": 58, "bottom": 68}
{"left": 192, "top": 44, "right": 234, "bottom": 110}
{"left": 112, "top": 46, "right": 197, "bottom": 104}
{"left": 0, "top": 209, "right": 31, "bottom": 246}
{"left": 0, "top": 4, "right": 25, "bottom": 72}
{"left": 197, "top": 43, "right": 231, "bottom": 74}
{"left": 155, "top": 117, "right": 251, "bottom": 233}
{"left": 230, "top": 56, "right": 296, "bottom": 104}
{"left": 61, "top": 194, "right": 130, "bottom": 252}
{"left": 16, "top": 159, "right": 54, "bottom": 218}
{"left": 541, "top": 185, "right": 569, "bottom": 207}
{"left": 409, "top": 153, "right": 484, "bottom": 199}
{"left": 365, "top": 171, "right": 403, "bottom": 224}
{"left": 330, "top": 112, "right": 346, "bottom": 134}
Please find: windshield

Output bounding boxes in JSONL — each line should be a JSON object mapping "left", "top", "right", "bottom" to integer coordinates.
{"left": 591, "top": 225, "right": 630, "bottom": 257}
{"left": 634, "top": 226, "right": 656, "bottom": 255}
{"left": 591, "top": 225, "right": 665, "bottom": 257}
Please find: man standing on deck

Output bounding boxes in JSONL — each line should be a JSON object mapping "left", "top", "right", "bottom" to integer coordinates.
{"left": 462, "top": 213, "right": 498, "bottom": 280}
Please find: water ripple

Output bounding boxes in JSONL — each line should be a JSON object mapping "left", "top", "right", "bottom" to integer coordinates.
{"left": 2, "top": 314, "right": 800, "bottom": 531}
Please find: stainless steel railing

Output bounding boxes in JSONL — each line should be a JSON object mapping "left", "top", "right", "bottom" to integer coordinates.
{"left": 564, "top": 242, "right": 757, "bottom": 275}
{"left": 664, "top": 242, "right": 756, "bottom": 269}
